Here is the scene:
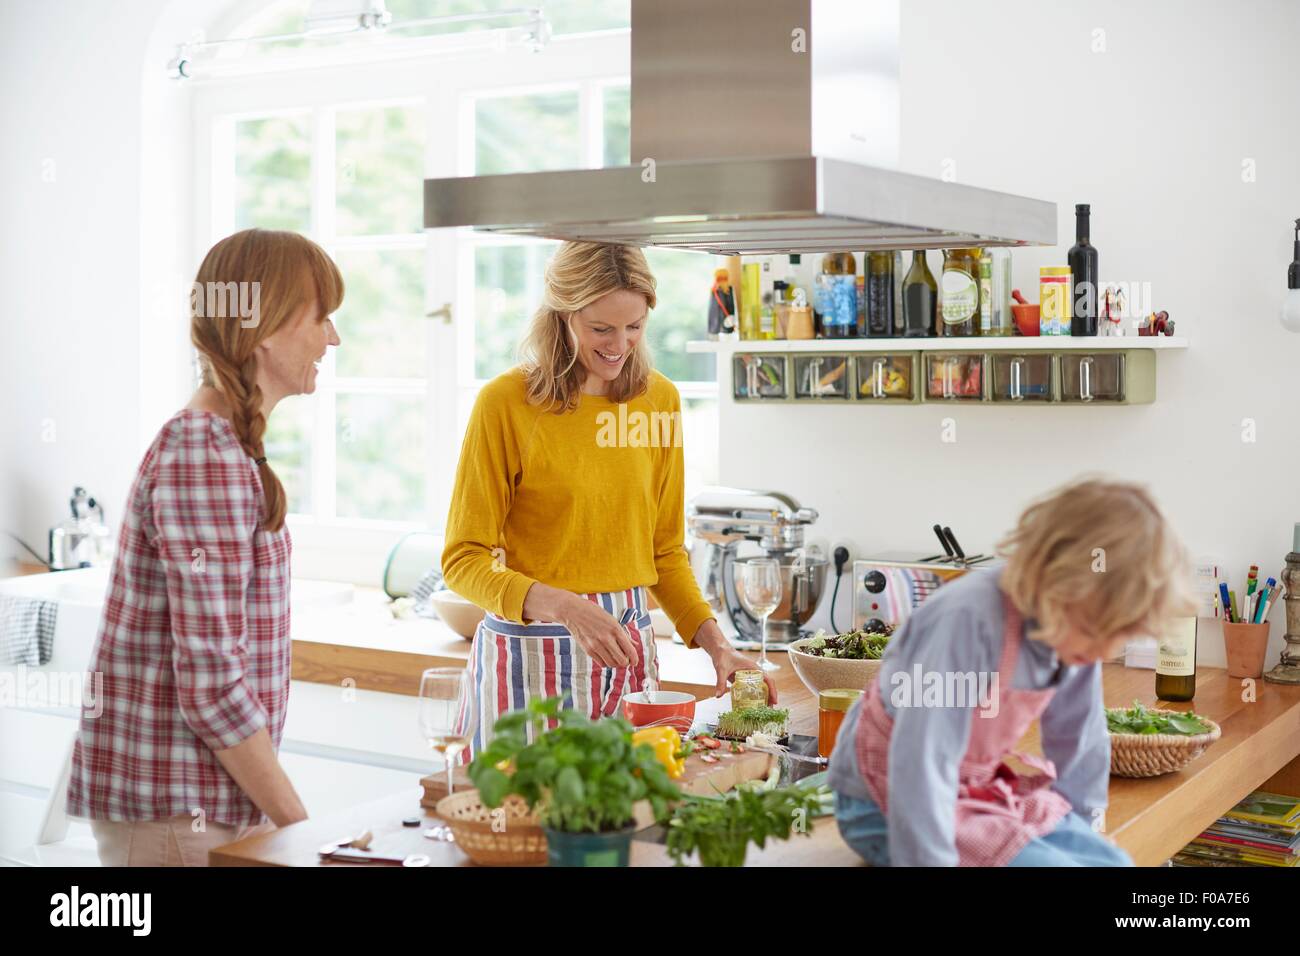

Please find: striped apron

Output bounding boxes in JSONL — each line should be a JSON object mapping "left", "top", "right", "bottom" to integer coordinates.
{"left": 454, "top": 587, "right": 658, "bottom": 763}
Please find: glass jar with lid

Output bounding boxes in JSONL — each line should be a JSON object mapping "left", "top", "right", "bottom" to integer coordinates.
{"left": 731, "top": 669, "right": 768, "bottom": 711}
{"left": 818, "top": 688, "right": 864, "bottom": 758}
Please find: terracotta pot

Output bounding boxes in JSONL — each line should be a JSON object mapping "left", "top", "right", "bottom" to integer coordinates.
{"left": 1222, "top": 622, "right": 1270, "bottom": 679}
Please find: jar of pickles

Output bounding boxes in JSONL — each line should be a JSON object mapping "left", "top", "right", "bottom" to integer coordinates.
{"left": 731, "top": 669, "right": 767, "bottom": 710}
{"left": 818, "top": 688, "right": 864, "bottom": 758}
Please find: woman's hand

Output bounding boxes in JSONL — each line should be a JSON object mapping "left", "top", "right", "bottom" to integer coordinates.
{"left": 523, "top": 583, "right": 638, "bottom": 669}
{"left": 691, "top": 619, "right": 778, "bottom": 703}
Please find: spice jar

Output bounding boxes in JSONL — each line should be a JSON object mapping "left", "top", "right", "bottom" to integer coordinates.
{"left": 818, "top": 688, "right": 863, "bottom": 758}
{"left": 731, "top": 669, "right": 767, "bottom": 711}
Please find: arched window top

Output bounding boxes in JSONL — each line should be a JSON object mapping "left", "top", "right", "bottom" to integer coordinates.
{"left": 218, "top": 0, "right": 627, "bottom": 44}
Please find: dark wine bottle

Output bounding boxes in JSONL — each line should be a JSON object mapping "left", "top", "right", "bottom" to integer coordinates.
{"left": 902, "top": 250, "right": 937, "bottom": 337}
{"left": 1068, "top": 203, "right": 1099, "bottom": 336}
{"left": 1155, "top": 617, "right": 1197, "bottom": 702}
{"left": 866, "top": 252, "right": 894, "bottom": 337}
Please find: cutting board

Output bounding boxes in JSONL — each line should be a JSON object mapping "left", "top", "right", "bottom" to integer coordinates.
{"left": 421, "top": 748, "right": 774, "bottom": 819}
{"left": 630, "top": 747, "right": 774, "bottom": 829}
{"left": 677, "top": 746, "right": 774, "bottom": 796}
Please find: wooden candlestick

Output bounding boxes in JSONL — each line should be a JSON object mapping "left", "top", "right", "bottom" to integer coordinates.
{"left": 1264, "top": 551, "right": 1300, "bottom": 684}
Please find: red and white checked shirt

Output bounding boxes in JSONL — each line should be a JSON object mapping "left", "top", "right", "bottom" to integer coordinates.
{"left": 66, "top": 409, "right": 292, "bottom": 827}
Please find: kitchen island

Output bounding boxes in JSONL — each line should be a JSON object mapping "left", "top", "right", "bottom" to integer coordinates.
{"left": 211, "top": 659, "right": 1300, "bottom": 867}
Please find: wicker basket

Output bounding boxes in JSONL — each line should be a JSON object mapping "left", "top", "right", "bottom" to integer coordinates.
{"left": 1108, "top": 713, "right": 1222, "bottom": 778}
{"left": 435, "top": 790, "right": 548, "bottom": 866}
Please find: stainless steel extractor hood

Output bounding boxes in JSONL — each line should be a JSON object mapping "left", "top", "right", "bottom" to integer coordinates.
{"left": 423, "top": 0, "right": 1056, "bottom": 254}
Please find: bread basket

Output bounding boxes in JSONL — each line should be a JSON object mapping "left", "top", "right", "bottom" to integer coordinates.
{"left": 1108, "top": 712, "right": 1222, "bottom": 778}
{"left": 434, "top": 790, "right": 548, "bottom": 865}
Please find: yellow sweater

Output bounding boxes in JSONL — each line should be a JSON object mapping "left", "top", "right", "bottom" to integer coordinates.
{"left": 441, "top": 367, "right": 714, "bottom": 647}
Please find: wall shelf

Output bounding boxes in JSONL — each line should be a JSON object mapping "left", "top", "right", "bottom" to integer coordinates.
{"left": 687, "top": 336, "right": 1189, "bottom": 354}
{"left": 709, "top": 339, "right": 1187, "bottom": 405}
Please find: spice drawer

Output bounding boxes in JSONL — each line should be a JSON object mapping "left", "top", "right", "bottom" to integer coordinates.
{"left": 1058, "top": 351, "right": 1155, "bottom": 404}
{"left": 990, "top": 354, "right": 1055, "bottom": 403}
{"left": 792, "top": 354, "right": 852, "bottom": 400}
{"left": 854, "top": 354, "right": 919, "bottom": 402}
{"left": 922, "top": 353, "right": 985, "bottom": 402}
{"left": 732, "top": 354, "right": 789, "bottom": 400}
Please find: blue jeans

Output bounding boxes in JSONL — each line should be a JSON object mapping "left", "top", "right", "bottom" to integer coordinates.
{"left": 834, "top": 790, "right": 1134, "bottom": 867}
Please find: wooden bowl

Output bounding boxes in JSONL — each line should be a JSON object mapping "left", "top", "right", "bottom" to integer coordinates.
{"left": 430, "top": 590, "right": 486, "bottom": 639}
{"left": 787, "top": 638, "right": 880, "bottom": 695}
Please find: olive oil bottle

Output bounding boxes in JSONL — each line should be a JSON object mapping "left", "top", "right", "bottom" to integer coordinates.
{"left": 1155, "top": 617, "right": 1197, "bottom": 702}
{"left": 940, "top": 248, "right": 980, "bottom": 336}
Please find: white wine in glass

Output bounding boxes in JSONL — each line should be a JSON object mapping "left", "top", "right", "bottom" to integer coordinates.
{"left": 742, "top": 557, "right": 782, "bottom": 671}
{"left": 418, "top": 667, "right": 474, "bottom": 842}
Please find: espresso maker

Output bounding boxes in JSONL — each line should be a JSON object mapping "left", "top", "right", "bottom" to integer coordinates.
{"left": 686, "top": 487, "right": 826, "bottom": 646}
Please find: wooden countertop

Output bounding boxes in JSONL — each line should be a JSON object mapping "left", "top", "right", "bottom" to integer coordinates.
{"left": 289, "top": 590, "right": 718, "bottom": 698}
{"left": 212, "top": 661, "right": 1300, "bottom": 867}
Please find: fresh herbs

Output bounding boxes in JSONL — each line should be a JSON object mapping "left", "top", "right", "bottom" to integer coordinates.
{"left": 1106, "top": 700, "right": 1213, "bottom": 737}
{"left": 715, "top": 705, "right": 790, "bottom": 740}
{"left": 468, "top": 696, "right": 681, "bottom": 834}
{"left": 666, "top": 785, "right": 828, "bottom": 867}
{"left": 802, "top": 626, "right": 894, "bottom": 660}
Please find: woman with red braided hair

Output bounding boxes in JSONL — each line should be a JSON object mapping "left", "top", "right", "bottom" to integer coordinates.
{"left": 66, "top": 229, "right": 343, "bottom": 866}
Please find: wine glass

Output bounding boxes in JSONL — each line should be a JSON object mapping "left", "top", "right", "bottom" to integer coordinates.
{"left": 742, "top": 557, "right": 782, "bottom": 672}
{"left": 417, "top": 667, "right": 474, "bottom": 842}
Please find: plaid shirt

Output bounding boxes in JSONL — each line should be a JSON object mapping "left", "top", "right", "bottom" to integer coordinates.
{"left": 66, "top": 410, "right": 292, "bottom": 827}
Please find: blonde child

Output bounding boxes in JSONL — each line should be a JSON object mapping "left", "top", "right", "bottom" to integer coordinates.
{"left": 828, "top": 478, "right": 1194, "bottom": 866}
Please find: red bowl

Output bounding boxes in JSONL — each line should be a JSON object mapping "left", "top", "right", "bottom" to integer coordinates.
{"left": 1011, "top": 303, "right": 1041, "bottom": 336}
{"left": 622, "top": 691, "right": 696, "bottom": 735}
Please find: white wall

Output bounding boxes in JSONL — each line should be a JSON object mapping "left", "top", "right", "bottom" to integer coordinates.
{"left": 0, "top": 0, "right": 229, "bottom": 569}
{"left": 720, "top": 0, "right": 1300, "bottom": 666}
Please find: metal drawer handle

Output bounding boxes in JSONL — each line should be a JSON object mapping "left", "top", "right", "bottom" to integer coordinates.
{"left": 872, "top": 358, "right": 886, "bottom": 399}
{"left": 1010, "top": 357, "right": 1023, "bottom": 401}
{"left": 1080, "top": 357, "right": 1094, "bottom": 402}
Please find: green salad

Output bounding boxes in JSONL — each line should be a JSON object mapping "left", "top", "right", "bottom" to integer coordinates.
{"left": 802, "top": 625, "right": 894, "bottom": 660}
{"left": 1105, "top": 700, "right": 1213, "bottom": 737}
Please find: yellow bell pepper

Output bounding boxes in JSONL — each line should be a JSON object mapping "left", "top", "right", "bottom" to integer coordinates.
{"left": 632, "top": 726, "right": 686, "bottom": 780}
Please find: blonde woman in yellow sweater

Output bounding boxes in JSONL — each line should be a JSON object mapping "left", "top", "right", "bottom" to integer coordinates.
{"left": 442, "top": 241, "right": 773, "bottom": 756}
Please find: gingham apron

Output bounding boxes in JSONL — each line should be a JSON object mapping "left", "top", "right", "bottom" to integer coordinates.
{"left": 454, "top": 586, "right": 658, "bottom": 763}
{"left": 855, "top": 591, "right": 1072, "bottom": 866}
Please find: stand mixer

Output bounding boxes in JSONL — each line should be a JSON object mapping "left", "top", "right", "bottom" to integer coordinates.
{"left": 686, "top": 487, "right": 826, "bottom": 646}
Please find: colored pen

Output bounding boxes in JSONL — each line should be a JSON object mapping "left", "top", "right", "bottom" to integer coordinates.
{"left": 1219, "top": 582, "right": 1234, "bottom": 623}
{"left": 1257, "top": 577, "right": 1279, "bottom": 623}
{"left": 1253, "top": 587, "right": 1269, "bottom": 623}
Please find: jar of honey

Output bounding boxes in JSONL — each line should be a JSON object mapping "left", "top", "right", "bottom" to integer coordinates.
{"left": 818, "top": 688, "right": 863, "bottom": 758}
{"left": 731, "top": 669, "right": 768, "bottom": 711}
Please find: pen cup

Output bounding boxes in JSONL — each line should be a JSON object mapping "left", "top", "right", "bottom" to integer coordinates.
{"left": 1222, "top": 622, "right": 1270, "bottom": 679}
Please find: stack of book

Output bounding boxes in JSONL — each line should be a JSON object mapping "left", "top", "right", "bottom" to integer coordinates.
{"left": 1172, "top": 790, "right": 1300, "bottom": 867}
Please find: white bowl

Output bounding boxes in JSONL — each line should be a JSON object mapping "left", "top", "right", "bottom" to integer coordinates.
{"left": 786, "top": 637, "right": 881, "bottom": 696}
{"left": 430, "top": 590, "right": 486, "bottom": 639}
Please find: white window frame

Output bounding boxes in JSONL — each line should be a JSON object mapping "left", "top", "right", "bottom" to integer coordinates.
{"left": 190, "top": 31, "right": 717, "bottom": 579}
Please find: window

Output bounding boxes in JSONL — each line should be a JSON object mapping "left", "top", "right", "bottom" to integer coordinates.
{"left": 197, "top": 14, "right": 716, "bottom": 552}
